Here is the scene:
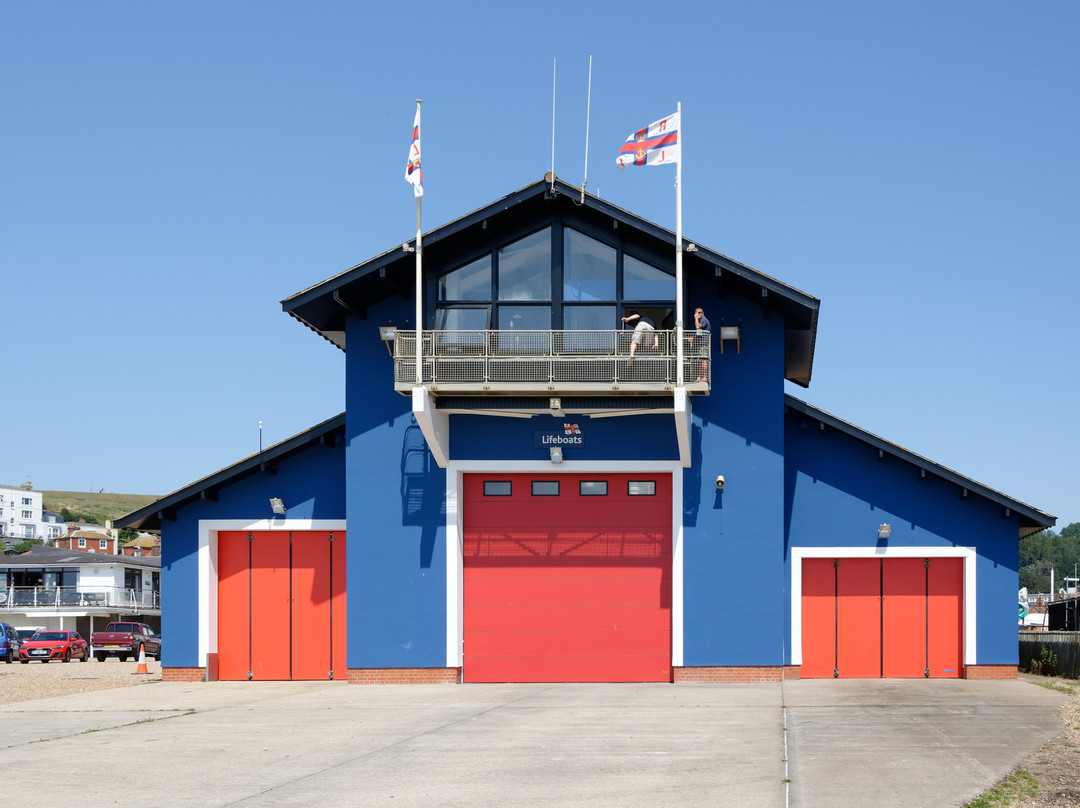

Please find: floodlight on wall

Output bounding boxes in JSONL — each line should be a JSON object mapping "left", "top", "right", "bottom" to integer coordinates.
{"left": 718, "top": 319, "right": 741, "bottom": 355}
{"left": 549, "top": 447, "right": 563, "bottom": 464}
{"left": 270, "top": 498, "right": 286, "bottom": 515}
{"left": 379, "top": 325, "right": 398, "bottom": 357}
{"left": 878, "top": 523, "right": 891, "bottom": 540}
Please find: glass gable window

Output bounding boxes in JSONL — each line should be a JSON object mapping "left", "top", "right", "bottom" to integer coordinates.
{"left": 438, "top": 306, "right": 490, "bottom": 330}
{"left": 439, "top": 255, "right": 491, "bottom": 301}
{"left": 498, "top": 228, "right": 551, "bottom": 301}
{"left": 564, "top": 229, "right": 615, "bottom": 301}
{"left": 498, "top": 305, "right": 550, "bottom": 331}
{"left": 431, "top": 224, "right": 674, "bottom": 335}
{"left": 624, "top": 254, "right": 672, "bottom": 300}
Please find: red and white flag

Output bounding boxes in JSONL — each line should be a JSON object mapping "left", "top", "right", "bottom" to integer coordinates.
{"left": 405, "top": 106, "right": 423, "bottom": 197}
{"left": 616, "top": 111, "right": 679, "bottom": 169}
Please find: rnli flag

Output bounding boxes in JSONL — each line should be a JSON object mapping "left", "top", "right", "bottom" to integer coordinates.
{"left": 616, "top": 111, "right": 679, "bottom": 169}
{"left": 405, "top": 106, "right": 423, "bottom": 197}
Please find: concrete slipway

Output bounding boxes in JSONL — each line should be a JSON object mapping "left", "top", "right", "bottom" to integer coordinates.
{"left": 0, "top": 679, "right": 1066, "bottom": 807}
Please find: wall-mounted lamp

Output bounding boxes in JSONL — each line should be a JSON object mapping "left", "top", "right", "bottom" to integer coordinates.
{"left": 270, "top": 498, "right": 286, "bottom": 515}
{"left": 549, "top": 447, "right": 563, "bottom": 464}
{"left": 878, "top": 523, "right": 891, "bottom": 540}
{"left": 718, "top": 320, "right": 741, "bottom": 355}
{"left": 379, "top": 325, "right": 398, "bottom": 357}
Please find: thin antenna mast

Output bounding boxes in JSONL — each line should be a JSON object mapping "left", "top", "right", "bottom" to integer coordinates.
{"left": 550, "top": 58, "right": 557, "bottom": 190}
{"left": 581, "top": 55, "right": 592, "bottom": 203}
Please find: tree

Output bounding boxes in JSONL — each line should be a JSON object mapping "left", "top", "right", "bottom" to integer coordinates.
{"left": 13, "top": 539, "right": 43, "bottom": 554}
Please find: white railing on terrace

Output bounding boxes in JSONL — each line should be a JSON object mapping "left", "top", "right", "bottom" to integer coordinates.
{"left": 0, "top": 586, "right": 159, "bottom": 611}
{"left": 393, "top": 330, "right": 711, "bottom": 392}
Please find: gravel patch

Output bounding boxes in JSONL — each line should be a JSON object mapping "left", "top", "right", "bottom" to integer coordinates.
{"left": 0, "top": 656, "right": 162, "bottom": 705}
{"left": 1005, "top": 676, "right": 1080, "bottom": 808}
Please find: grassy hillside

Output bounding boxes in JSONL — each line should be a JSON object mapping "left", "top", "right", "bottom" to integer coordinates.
{"left": 40, "top": 490, "right": 160, "bottom": 523}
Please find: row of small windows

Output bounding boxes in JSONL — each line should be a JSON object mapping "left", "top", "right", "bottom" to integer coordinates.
{"left": 437, "top": 226, "right": 675, "bottom": 332}
{"left": 483, "top": 480, "right": 657, "bottom": 497}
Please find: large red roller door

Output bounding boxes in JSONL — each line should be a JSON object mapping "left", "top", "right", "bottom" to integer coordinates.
{"left": 801, "top": 556, "right": 963, "bottom": 679}
{"left": 217, "top": 530, "right": 346, "bottom": 681}
{"left": 463, "top": 473, "right": 671, "bottom": 683}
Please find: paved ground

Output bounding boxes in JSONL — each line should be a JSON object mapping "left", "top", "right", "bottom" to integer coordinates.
{"left": 0, "top": 678, "right": 1066, "bottom": 807}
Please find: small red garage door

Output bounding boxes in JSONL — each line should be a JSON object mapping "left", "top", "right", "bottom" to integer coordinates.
{"left": 802, "top": 556, "right": 962, "bottom": 679}
{"left": 217, "top": 530, "right": 346, "bottom": 681}
{"left": 463, "top": 473, "right": 671, "bottom": 683}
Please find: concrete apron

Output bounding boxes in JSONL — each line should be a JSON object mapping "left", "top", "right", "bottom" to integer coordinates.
{"left": 0, "top": 678, "right": 1066, "bottom": 808}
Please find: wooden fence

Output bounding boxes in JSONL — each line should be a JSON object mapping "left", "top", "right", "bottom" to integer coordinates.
{"left": 1019, "top": 631, "right": 1080, "bottom": 679}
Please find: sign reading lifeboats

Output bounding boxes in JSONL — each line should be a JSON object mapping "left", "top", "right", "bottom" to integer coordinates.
{"left": 534, "top": 423, "right": 585, "bottom": 448}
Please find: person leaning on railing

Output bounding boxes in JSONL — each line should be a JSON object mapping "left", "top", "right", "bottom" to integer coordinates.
{"left": 621, "top": 312, "right": 657, "bottom": 364}
{"left": 693, "top": 307, "right": 711, "bottom": 381}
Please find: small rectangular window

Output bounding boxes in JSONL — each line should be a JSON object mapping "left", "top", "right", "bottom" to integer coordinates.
{"left": 99, "top": 540, "right": 108, "bottom": 549}
{"left": 628, "top": 481, "right": 656, "bottom": 496}
{"left": 78, "top": 538, "right": 86, "bottom": 548}
{"left": 579, "top": 480, "right": 608, "bottom": 496}
{"left": 531, "top": 480, "right": 560, "bottom": 496}
{"left": 483, "top": 481, "right": 512, "bottom": 496}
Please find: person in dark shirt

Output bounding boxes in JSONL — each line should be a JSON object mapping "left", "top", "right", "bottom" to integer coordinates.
{"left": 693, "top": 307, "right": 711, "bottom": 381}
{"left": 621, "top": 312, "right": 658, "bottom": 363}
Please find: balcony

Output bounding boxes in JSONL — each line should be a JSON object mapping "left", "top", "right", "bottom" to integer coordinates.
{"left": 392, "top": 330, "right": 711, "bottom": 395}
{"left": 0, "top": 586, "right": 160, "bottom": 613}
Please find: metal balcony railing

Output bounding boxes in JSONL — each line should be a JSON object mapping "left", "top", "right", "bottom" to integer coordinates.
{"left": 393, "top": 329, "right": 711, "bottom": 394}
{"left": 0, "top": 586, "right": 160, "bottom": 612}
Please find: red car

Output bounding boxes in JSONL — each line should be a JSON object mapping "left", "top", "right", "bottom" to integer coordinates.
{"left": 19, "top": 630, "right": 90, "bottom": 663}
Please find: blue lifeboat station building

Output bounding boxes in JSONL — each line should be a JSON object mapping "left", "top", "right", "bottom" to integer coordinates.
{"left": 120, "top": 177, "right": 1053, "bottom": 684}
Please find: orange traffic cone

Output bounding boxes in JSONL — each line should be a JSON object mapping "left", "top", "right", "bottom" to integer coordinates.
{"left": 133, "top": 644, "right": 150, "bottom": 675}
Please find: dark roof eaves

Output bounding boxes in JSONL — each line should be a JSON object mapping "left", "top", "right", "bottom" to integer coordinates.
{"left": 281, "top": 176, "right": 821, "bottom": 324}
{"left": 115, "top": 413, "right": 346, "bottom": 532}
{"left": 785, "top": 395, "right": 1055, "bottom": 537}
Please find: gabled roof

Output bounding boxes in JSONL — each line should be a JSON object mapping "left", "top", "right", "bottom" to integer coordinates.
{"left": 57, "top": 529, "right": 112, "bottom": 540}
{"left": 0, "top": 544, "right": 159, "bottom": 569}
{"left": 785, "top": 395, "right": 1055, "bottom": 539}
{"left": 115, "top": 413, "right": 346, "bottom": 533}
{"left": 282, "top": 176, "right": 821, "bottom": 386}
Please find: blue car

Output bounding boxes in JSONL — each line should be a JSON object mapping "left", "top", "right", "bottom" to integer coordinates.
{"left": 0, "top": 622, "right": 22, "bottom": 664}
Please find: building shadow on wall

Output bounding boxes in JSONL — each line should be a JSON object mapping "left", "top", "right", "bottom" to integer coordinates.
{"left": 401, "top": 422, "right": 444, "bottom": 569}
{"left": 683, "top": 424, "right": 704, "bottom": 527}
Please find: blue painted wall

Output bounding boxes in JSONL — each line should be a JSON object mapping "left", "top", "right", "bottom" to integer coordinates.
{"left": 783, "top": 411, "right": 1021, "bottom": 665}
{"left": 681, "top": 287, "right": 789, "bottom": 666}
{"left": 451, "top": 412, "right": 679, "bottom": 462}
{"left": 345, "top": 300, "right": 448, "bottom": 669}
{"left": 159, "top": 439, "right": 345, "bottom": 667}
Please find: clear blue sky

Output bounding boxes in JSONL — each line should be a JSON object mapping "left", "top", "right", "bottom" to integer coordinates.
{"left": 2, "top": 2, "right": 1077, "bottom": 529}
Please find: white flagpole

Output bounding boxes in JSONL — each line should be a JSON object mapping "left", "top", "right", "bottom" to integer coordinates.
{"left": 414, "top": 99, "right": 423, "bottom": 388}
{"left": 675, "top": 101, "right": 684, "bottom": 387}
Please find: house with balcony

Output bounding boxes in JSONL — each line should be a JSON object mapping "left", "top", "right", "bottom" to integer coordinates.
{"left": 0, "top": 544, "right": 160, "bottom": 639}
{"left": 119, "top": 177, "right": 1053, "bottom": 684}
{"left": 0, "top": 484, "right": 63, "bottom": 542}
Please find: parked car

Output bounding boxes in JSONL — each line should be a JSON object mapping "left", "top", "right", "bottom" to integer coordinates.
{"left": 19, "top": 630, "right": 89, "bottom": 663}
{"left": 0, "top": 622, "right": 22, "bottom": 664}
{"left": 90, "top": 622, "right": 160, "bottom": 662}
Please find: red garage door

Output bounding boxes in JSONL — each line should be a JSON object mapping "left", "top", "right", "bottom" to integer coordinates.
{"left": 801, "top": 556, "right": 962, "bottom": 679}
{"left": 217, "top": 530, "right": 346, "bottom": 681}
{"left": 463, "top": 473, "right": 671, "bottom": 683}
